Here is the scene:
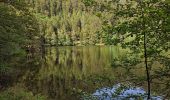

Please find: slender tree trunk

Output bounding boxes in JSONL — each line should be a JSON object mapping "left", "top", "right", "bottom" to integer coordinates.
{"left": 144, "top": 31, "right": 151, "bottom": 100}
{"left": 140, "top": 1, "right": 151, "bottom": 99}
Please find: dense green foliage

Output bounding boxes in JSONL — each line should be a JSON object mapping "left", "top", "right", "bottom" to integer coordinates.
{"left": 103, "top": 0, "right": 170, "bottom": 99}
{"left": 0, "top": 0, "right": 170, "bottom": 99}
{"left": 107, "top": 0, "right": 170, "bottom": 71}
{"left": 23, "top": 0, "right": 118, "bottom": 46}
{"left": 0, "top": 1, "right": 40, "bottom": 73}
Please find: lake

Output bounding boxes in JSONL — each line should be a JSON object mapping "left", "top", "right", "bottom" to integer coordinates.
{"left": 0, "top": 46, "right": 169, "bottom": 100}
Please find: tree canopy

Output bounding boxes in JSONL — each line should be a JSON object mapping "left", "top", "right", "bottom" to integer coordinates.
{"left": 0, "top": 0, "right": 39, "bottom": 70}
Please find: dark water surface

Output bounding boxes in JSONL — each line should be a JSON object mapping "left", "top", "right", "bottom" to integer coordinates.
{"left": 0, "top": 46, "right": 169, "bottom": 100}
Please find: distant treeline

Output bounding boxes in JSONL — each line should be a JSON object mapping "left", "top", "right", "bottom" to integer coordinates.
{"left": 24, "top": 0, "right": 118, "bottom": 46}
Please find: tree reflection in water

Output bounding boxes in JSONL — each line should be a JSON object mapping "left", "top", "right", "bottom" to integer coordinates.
{"left": 0, "top": 46, "right": 170, "bottom": 100}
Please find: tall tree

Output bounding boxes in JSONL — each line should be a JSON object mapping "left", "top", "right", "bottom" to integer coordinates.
{"left": 103, "top": 0, "right": 170, "bottom": 99}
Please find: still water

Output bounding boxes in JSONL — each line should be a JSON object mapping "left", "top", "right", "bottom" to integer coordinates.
{"left": 1, "top": 46, "right": 169, "bottom": 100}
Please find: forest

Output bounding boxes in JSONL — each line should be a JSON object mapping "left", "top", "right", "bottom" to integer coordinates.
{"left": 0, "top": 0, "right": 170, "bottom": 100}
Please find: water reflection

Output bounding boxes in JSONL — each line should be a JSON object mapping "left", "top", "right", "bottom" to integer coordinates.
{"left": 21, "top": 46, "right": 124, "bottom": 100}
{"left": 1, "top": 46, "right": 170, "bottom": 100}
